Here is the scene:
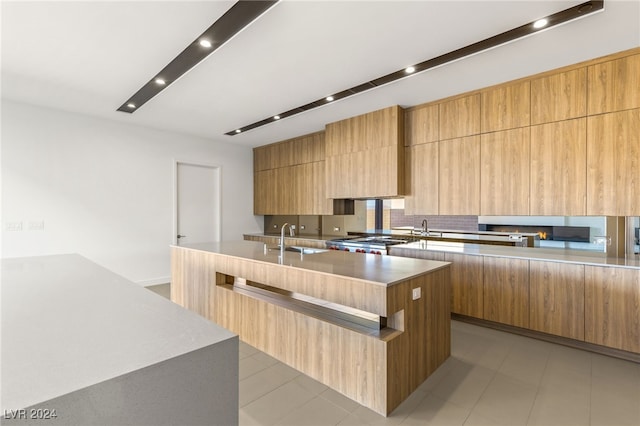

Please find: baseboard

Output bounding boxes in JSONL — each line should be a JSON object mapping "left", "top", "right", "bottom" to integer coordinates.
{"left": 139, "top": 277, "right": 171, "bottom": 287}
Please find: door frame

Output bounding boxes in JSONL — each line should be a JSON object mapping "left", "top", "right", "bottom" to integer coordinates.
{"left": 172, "top": 159, "right": 222, "bottom": 245}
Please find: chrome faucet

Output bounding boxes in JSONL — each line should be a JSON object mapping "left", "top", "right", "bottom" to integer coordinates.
{"left": 421, "top": 219, "right": 428, "bottom": 236}
{"left": 280, "top": 223, "right": 294, "bottom": 257}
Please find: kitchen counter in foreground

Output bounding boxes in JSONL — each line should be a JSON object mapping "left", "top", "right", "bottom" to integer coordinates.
{"left": 171, "top": 240, "right": 451, "bottom": 416}
{"left": 2, "top": 254, "right": 238, "bottom": 425}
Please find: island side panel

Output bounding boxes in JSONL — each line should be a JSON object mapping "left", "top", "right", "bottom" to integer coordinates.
{"left": 386, "top": 266, "right": 451, "bottom": 414}
{"left": 171, "top": 247, "right": 217, "bottom": 320}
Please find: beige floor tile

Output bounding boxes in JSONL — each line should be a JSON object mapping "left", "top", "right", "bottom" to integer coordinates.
{"left": 241, "top": 355, "right": 270, "bottom": 380}
{"left": 252, "top": 351, "right": 281, "bottom": 368}
{"left": 239, "top": 341, "right": 260, "bottom": 359}
{"left": 240, "top": 365, "right": 297, "bottom": 407}
{"left": 591, "top": 376, "right": 640, "bottom": 426}
{"left": 336, "top": 413, "right": 373, "bottom": 426}
{"left": 293, "top": 373, "right": 329, "bottom": 396}
{"left": 497, "top": 343, "right": 549, "bottom": 386}
{"left": 527, "top": 386, "right": 590, "bottom": 426}
{"left": 276, "top": 396, "right": 351, "bottom": 426}
{"left": 470, "top": 373, "right": 537, "bottom": 425}
{"left": 416, "top": 356, "right": 458, "bottom": 393}
{"left": 431, "top": 361, "right": 496, "bottom": 409}
{"left": 242, "top": 380, "right": 316, "bottom": 426}
{"left": 463, "top": 410, "right": 512, "bottom": 426}
{"left": 400, "top": 394, "right": 470, "bottom": 426}
{"left": 350, "top": 388, "right": 427, "bottom": 425}
{"left": 456, "top": 340, "right": 511, "bottom": 371}
{"left": 320, "top": 388, "right": 363, "bottom": 413}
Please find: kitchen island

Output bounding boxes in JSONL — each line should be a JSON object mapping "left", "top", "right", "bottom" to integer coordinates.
{"left": 171, "top": 240, "right": 451, "bottom": 416}
{"left": 2, "top": 254, "right": 238, "bottom": 426}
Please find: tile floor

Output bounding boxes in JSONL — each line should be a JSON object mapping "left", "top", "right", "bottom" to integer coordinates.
{"left": 147, "top": 284, "right": 640, "bottom": 425}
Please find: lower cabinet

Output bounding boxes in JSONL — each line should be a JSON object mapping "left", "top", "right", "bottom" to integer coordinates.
{"left": 529, "top": 260, "right": 585, "bottom": 340}
{"left": 445, "top": 253, "right": 483, "bottom": 318}
{"left": 483, "top": 257, "right": 530, "bottom": 328}
{"left": 585, "top": 266, "right": 640, "bottom": 353}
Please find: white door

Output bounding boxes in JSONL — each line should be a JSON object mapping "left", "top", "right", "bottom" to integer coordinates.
{"left": 175, "top": 162, "right": 221, "bottom": 245}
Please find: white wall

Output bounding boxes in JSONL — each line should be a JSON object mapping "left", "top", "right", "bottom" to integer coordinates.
{"left": 1, "top": 100, "right": 262, "bottom": 284}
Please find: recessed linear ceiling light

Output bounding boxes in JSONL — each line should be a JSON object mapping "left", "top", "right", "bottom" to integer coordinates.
{"left": 117, "top": 1, "right": 278, "bottom": 114}
{"left": 226, "top": 0, "right": 603, "bottom": 136}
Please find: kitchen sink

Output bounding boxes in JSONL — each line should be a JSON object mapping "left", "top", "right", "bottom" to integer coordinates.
{"left": 285, "top": 246, "right": 329, "bottom": 254}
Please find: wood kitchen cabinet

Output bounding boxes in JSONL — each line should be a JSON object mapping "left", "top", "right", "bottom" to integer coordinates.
{"left": 531, "top": 68, "right": 587, "bottom": 124}
{"left": 588, "top": 53, "right": 640, "bottom": 115}
{"left": 481, "top": 81, "right": 530, "bottom": 133}
{"left": 254, "top": 132, "right": 333, "bottom": 215}
{"left": 439, "top": 135, "right": 480, "bottom": 215}
{"left": 585, "top": 266, "right": 640, "bottom": 353}
{"left": 483, "top": 257, "right": 529, "bottom": 328}
{"left": 586, "top": 108, "right": 640, "bottom": 215}
{"left": 530, "top": 118, "right": 587, "bottom": 215}
{"left": 325, "top": 105, "right": 404, "bottom": 198}
{"left": 445, "top": 253, "right": 484, "bottom": 318}
{"left": 404, "top": 143, "right": 438, "bottom": 215}
{"left": 480, "top": 127, "right": 530, "bottom": 215}
{"left": 405, "top": 104, "right": 439, "bottom": 146}
{"left": 529, "top": 260, "right": 585, "bottom": 340}
{"left": 439, "top": 94, "right": 480, "bottom": 141}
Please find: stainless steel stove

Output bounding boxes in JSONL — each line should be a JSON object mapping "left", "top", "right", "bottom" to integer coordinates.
{"left": 326, "top": 235, "right": 411, "bottom": 255}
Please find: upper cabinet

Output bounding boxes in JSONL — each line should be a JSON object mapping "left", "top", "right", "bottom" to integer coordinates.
{"left": 439, "top": 94, "right": 480, "bottom": 140}
{"left": 439, "top": 136, "right": 480, "bottom": 215}
{"left": 481, "top": 81, "right": 530, "bottom": 133}
{"left": 405, "top": 104, "right": 439, "bottom": 146}
{"left": 588, "top": 53, "right": 640, "bottom": 115}
{"left": 480, "top": 127, "right": 530, "bottom": 215}
{"left": 254, "top": 131, "right": 333, "bottom": 215}
{"left": 405, "top": 143, "right": 438, "bottom": 215}
{"left": 530, "top": 118, "right": 587, "bottom": 216}
{"left": 587, "top": 108, "right": 640, "bottom": 216}
{"left": 325, "top": 105, "right": 405, "bottom": 199}
{"left": 531, "top": 68, "right": 587, "bottom": 125}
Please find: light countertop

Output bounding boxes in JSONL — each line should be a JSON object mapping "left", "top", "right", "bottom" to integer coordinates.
{"left": 175, "top": 241, "right": 450, "bottom": 286}
{"left": 1, "top": 254, "right": 236, "bottom": 412}
{"left": 392, "top": 240, "right": 640, "bottom": 270}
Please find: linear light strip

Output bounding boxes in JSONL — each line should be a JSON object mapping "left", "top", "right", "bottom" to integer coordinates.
{"left": 226, "top": 0, "right": 603, "bottom": 136}
{"left": 117, "top": 1, "right": 278, "bottom": 113}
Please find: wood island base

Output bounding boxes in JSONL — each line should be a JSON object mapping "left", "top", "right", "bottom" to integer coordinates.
{"left": 171, "top": 242, "right": 451, "bottom": 416}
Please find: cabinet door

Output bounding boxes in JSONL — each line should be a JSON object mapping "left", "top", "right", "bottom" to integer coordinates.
{"left": 481, "top": 81, "right": 530, "bottom": 133}
{"left": 586, "top": 108, "right": 640, "bottom": 215}
{"left": 254, "top": 169, "right": 275, "bottom": 215}
{"left": 445, "top": 253, "right": 483, "bottom": 318}
{"left": 530, "top": 118, "right": 586, "bottom": 215}
{"left": 529, "top": 261, "right": 585, "bottom": 340}
{"left": 585, "top": 266, "right": 640, "bottom": 353}
{"left": 588, "top": 53, "right": 640, "bottom": 115}
{"left": 439, "top": 94, "right": 480, "bottom": 140}
{"left": 405, "top": 104, "right": 439, "bottom": 146}
{"left": 483, "top": 257, "right": 529, "bottom": 328}
{"left": 310, "top": 161, "right": 333, "bottom": 215}
{"left": 531, "top": 68, "right": 587, "bottom": 124}
{"left": 405, "top": 143, "right": 438, "bottom": 215}
{"left": 480, "top": 127, "right": 530, "bottom": 215}
{"left": 439, "top": 136, "right": 480, "bottom": 215}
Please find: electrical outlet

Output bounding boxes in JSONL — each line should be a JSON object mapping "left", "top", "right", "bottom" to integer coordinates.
{"left": 29, "top": 221, "right": 44, "bottom": 231}
{"left": 412, "top": 287, "right": 421, "bottom": 300}
{"left": 5, "top": 222, "right": 23, "bottom": 231}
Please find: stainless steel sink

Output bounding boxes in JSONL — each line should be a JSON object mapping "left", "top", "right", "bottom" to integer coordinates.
{"left": 285, "top": 246, "right": 329, "bottom": 254}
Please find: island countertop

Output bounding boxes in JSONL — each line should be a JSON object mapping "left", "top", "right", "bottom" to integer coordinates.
{"left": 176, "top": 240, "right": 450, "bottom": 286}
{"left": 1, "top": 254, "right": 237, "bottom": 415}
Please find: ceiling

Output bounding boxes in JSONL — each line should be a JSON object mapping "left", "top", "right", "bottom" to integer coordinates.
{"left": 2, "top": 1, "right": 639, "bottom": 148}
